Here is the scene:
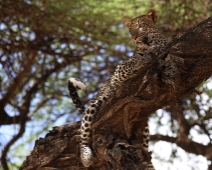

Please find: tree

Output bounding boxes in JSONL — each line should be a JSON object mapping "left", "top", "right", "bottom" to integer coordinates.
{"left": 20, "top": 16, "right": 212, "bottom": 169}
{"left": 1, "top": 0, "right": 212, "bottom": 169}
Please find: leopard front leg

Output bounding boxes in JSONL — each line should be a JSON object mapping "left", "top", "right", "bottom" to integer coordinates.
{"left": 80, "top": 96, "right": 108, "bottom": 167}
{"left": 80, "top": 104, "right": 98, "bottom": 167}
{"left": 80, "top": 108, "right": 95, "bottom": 167}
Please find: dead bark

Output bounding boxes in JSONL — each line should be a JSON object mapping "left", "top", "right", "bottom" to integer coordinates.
{"left": 20, "top": 16, "right": 212, "bottom": 170}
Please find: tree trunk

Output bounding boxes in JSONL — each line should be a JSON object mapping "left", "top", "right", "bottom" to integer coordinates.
{"left": 20, "top": 16, "right": 212, "bottom": 170}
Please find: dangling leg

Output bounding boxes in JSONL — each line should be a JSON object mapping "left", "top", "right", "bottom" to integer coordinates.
{"left": 142, "top": 124, "right": 155, "bottom": 170}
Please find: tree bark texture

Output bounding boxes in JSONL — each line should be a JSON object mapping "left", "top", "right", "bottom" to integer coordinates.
{"left": 21, "top": 17, "right": 212, "bottom": 170}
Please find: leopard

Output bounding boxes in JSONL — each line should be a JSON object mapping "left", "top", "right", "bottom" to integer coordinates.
{"left": 68, "top": 9, "right": 167, "bottom": 169}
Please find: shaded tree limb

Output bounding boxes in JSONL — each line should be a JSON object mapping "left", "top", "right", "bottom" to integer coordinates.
{"left": 21, "top": 16, "right": 212, "bottom": 169}
{"left": 0, "top": 109, "right": 30, "bottom": 125}
{"left": 1, "top": 116, "right": 27, "bottom": 170}
{"left": 150, "top": 134, "right": 212, "bottom": 160}
{"left": 166, "top": 106, "right": 191, "bottom": 136}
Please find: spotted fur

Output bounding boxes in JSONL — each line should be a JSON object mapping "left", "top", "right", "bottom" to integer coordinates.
{"left": 68, "top": 78, "right": 86, "bottom": 114}
{"left": 142, "top": 123, "right": 155, "bottom": 170}
{"left": 68, "top": 9, "right": 167, "bottom": 168}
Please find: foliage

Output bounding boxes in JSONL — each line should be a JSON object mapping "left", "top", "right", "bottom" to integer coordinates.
{"left": 0, "top": 0, "right": 212, "bottom": 169}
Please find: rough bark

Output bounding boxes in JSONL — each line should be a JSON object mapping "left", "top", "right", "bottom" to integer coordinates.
{"left": 21, "top": 17, "right": 212, "bottom": 170}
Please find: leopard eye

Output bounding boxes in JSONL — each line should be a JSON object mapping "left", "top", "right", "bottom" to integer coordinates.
{"left": 136, "top": 24, "right": 140, "bottom": 29}
{"left": 138, "top": 26, "right": 144, "bottom": 33}
{"left": 131, "top": 23, "right": 139, "bottom": 29}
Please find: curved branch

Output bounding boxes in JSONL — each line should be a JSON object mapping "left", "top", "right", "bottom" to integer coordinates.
{"left": 150, "top": 134, "right": 177, "bottom": 143}
{"left": 1, "top": 118, "right": 27, "bottom": 170}
{"left": 166, "top": 106, "right": 191, "bottom": 136}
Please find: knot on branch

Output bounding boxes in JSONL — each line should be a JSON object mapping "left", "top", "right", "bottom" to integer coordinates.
{"left": 93, "top": 132, "right": 152, "bottom": 170}
{"left": 157, "top": 16, "right": 212, "bottom": 94}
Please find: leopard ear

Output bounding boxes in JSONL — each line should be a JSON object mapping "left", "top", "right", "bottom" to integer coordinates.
{"left": 123, "top": 17, "right": 132, "bottom": 27}
{"left": 146, "top": 9, "right": 157, "bottom": 23}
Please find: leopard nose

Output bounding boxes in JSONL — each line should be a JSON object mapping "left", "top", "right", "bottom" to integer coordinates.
{"left": 132, "top": 35, "right": 138, "bottom": 40}
{"left": 130, "top": 30, "right": 138, "bottom": 40}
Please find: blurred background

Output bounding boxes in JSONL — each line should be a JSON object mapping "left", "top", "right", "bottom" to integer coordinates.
{"left": 0, "top": 0, "right": 212, "bottom": 169}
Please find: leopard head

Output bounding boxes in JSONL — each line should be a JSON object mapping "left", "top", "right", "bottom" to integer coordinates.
{"left": 123, "top": 9, "right": 158, "bottom": 45}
